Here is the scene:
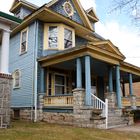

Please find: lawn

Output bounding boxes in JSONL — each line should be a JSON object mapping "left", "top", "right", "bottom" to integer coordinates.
{"left": 0, "top": 121, "right": 139, "bottom": 140}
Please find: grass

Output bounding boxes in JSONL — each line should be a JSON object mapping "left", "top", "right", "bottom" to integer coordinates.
{"left": 0, "top": 121, "right": 139, "bottom": 140}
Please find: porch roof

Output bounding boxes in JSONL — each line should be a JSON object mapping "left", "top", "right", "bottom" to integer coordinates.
{"left": 38, "top": 42, "right": 124, "bottom": 66}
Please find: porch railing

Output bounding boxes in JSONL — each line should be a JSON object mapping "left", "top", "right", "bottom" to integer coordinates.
{"left": 44, "top": 95, "right": 73, "bottom": 107}
{"left": 91, "top": 93, "right": 108, "bottom": 129}
{"left": 122, "top": 97, "right": 140, "bottom": 107}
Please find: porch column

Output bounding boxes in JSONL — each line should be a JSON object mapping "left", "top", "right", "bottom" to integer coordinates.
{"left": 129, "top": 73, "right": 133, "bottom": 96}
{"left": 0, "top": 30, "right": 10, "bottom": 74}
{"left": 116, "top": 65, "right": 122, "bottom": 108}
{"left": 76, "top": 58, "right": 82, "bottom": 88}
{"left": 85, "top": 56, "right": 91, "bottom": 106}
{"left": 109, "top": 67, "right": 113, "bottom": 92}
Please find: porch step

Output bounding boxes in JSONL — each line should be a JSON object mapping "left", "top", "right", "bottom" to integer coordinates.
{"left": 108, "top": 123, "right": 128, "bottom": 129}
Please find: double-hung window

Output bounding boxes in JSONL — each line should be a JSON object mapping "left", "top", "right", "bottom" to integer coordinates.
{"left": 48, "top": 26, "right": 58, "bottom": 48}
{"left": 64, "top": 28, "right": 72, "bottom": 49}
{"left": 20, "top": 28, "right": 28, "bottom": 54}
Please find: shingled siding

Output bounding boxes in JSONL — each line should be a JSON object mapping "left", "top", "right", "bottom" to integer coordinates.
{"left": 50, "top": 0, "right": 83, "bottom": 25}
{"left": 9, "top": 22, "right": 36, "bottom": 108}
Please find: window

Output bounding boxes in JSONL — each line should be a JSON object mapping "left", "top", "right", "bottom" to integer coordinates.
{"left": 64, "top": 29, "right": 72, "bottom": 49}
{"left": 13, "top": 70, "right": 21, "bottom": 89}
{"left": 44, "top": 24, "right": 75, "bottom": 50}
{"left": 48, "top": 26, "right": 58, "bottom": 48}
{"left": 20, "top": 28, "right": 28, "bottom": 54}
{"left": 55, "top": 75, "right": 65, "bottom": 95}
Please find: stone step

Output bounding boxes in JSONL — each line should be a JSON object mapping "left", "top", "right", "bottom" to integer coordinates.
{"left": 108, "top": 120, "right": 128, "bottom": 127}
{"left": 107, "top": 123, "right": 128, "bottom": 129}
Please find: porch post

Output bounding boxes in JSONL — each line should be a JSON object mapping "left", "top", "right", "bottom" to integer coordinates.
{"left": 116, "top": 65, "right": 122, "bottom": 108}
{"left": 85, "top": 56, "right": 91, "bottom": 106}
{"left": 129, "top": 73, "right": 133, "bottom": 96}
{"left": 76, "top": 58, "right": 82, "bottom": 88}
{"left": 109, "top": 66, "right": 113, "bottom": 92}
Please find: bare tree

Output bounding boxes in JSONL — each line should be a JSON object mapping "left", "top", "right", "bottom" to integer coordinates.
{"left": 111, "top": 0, "right": 140, "bottom": 25}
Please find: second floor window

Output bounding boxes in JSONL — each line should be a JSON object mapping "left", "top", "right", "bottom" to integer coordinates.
{"left": 64, "top": 29, "right": 72, "bottom": 49}
{"left": 20, "top": 28, "right": 28, "bottom": 54}
{"left": 48, "top": 26, "right": 58, "bottom": 48}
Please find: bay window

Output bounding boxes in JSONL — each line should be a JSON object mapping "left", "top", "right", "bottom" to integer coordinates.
{"left": 44, "top": 24, "right": 75, "bottom": 50}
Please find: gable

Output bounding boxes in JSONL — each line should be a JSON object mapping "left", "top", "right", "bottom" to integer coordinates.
{"left": 46, "top": 0, "right": 93, "bottom": 30}
{"left": 86, "top": 7, "right": 99, "bottom": 22}
{"left": 10, "top": 0, "right": 38, "bottom": 13}
{"left": 89, "top": 40, "right": 125, "bottom": 58}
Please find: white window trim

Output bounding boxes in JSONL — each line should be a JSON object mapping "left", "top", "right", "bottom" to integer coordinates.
{"left": 20, "top": 27, "right": 28, "bottom": 55}
{"left": 12, "top": 69, "right": 21, "bottom": 89}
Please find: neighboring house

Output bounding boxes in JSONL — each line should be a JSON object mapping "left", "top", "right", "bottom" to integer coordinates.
{"left": 9, "top": 0, "right": 140, "bottom": 128}
{"left": 0, "top": 11, "right": 21, "bottom": 128}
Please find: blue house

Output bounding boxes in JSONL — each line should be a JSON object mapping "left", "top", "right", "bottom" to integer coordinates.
{"left": 9, "top": 0, "right": 140, "bottom": 128}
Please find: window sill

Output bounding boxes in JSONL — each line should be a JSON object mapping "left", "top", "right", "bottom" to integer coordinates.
{"left": 19, "top": 51, "right": 27, "bottom": 56}
{"left": 13, "top": 87, "right": 21, "bottom": 90}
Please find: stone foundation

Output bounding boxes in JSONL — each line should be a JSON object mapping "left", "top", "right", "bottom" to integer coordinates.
{"left": 0, "top": 73, "right": 12, "bottom": 128}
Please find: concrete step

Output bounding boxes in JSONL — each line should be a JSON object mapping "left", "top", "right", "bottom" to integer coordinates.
{"left": 108, "top": 120, "right": 128, "bottom": 127}
{"left": 108, "top": 123, "right": 128, "bottom": 129}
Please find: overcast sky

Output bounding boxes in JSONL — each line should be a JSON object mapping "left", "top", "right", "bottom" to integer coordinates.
{"left": 0, "top": 0, "right": 140, "bottom": 67}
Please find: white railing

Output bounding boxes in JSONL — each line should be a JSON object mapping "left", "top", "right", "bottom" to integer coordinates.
{"left": 91, "top": 93, "right": 108, "bottom": 129}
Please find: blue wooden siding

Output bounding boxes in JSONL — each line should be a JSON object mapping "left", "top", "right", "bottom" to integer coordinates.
{"left": 9, "top": 22, "right": 36, "bottom": 108}
{"left": 50, "top": 0, "right": 83, "bottom": 25}
{"left": 75, "top": 36, "right": 88, "bottom": 47}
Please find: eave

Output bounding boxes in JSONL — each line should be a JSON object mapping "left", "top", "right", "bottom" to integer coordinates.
{"left": 11, "top": 6, "right": 100, "bottom": 42}
{"left": 38, "top": 43, "right": 124, "bottom": 67}
{"left": 120, "top": 62, "right": 140, "bottom": 76}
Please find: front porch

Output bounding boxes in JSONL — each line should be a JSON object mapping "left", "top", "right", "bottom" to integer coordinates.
{"left": 38, "top": 42, "right": 140, "bottom": 128}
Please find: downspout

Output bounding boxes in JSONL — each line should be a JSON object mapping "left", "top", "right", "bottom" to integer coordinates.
{"left": 33, "top": 20, "right": 39, "bottom": 122}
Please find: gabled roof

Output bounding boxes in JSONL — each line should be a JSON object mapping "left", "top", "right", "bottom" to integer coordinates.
{"left": 86, "top": 7, "right": 99, "bottom": 22}
{"left": 10, "top": 0, "right": 38, "bottom": 13}
{"left": 89, "top": 40, "right": 125, "bottom": 59}
{"left": 46, "top": 0, "right": 93, "bottom": 30}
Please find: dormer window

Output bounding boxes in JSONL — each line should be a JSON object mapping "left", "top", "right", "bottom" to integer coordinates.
{"left": 44, "top": 24, "right": 75, "bottom": 50}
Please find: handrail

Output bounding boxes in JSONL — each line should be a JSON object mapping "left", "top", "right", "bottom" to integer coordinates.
{"left": 91, "top": 93, "right": 108, "bottom": 129}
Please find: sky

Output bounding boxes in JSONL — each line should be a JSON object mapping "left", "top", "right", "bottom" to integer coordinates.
{"left": 0, "top": 0, "right": 140, "bottom": 67}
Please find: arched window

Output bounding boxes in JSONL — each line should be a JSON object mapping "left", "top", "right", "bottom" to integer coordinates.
{"left": 13, "top": 70, "right": 21, "bottom": 89}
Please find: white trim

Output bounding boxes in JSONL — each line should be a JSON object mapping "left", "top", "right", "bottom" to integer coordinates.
{"left": 20, "top": 27, "right": 28, "bottom": 55}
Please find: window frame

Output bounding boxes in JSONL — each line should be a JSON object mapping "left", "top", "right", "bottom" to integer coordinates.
{"left": 12, "top": 69, "right": 21, "bottom": 89}
{"left": 20, "top": 28, "right": 28, "bottom": 55}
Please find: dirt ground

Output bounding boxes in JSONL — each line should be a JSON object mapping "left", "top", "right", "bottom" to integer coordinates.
{"left": 112, "top": 123, "right": 140, "bottom": 133}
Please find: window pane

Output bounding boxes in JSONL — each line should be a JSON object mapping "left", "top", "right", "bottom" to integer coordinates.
{"left": 13, "top": 70, "right": 20, "bottom": 88}
{"left": 64, "top": 29, "right": 72, "bottom": 49}
{"left": 55, "top": 75, "right": 64, "bottom": 85}
{"left": 22, "top": 31, "right": 27, "bottom": 43}
{"left": 55, "top": 75, "right": 65, "bottom": 95}
{"left": 48, "top": 26, "right": 58, "bottom": 48}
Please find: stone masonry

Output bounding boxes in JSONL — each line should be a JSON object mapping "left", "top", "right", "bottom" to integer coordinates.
{"left": 0, "top": 73, "right": 12, "bottom": 128}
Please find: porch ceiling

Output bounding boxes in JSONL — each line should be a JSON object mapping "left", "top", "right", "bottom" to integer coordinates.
{"left": 39, "top": 43, "right": 124, "bottom": 68}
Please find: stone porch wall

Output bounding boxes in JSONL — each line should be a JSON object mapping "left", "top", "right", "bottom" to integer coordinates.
{"left": 0, "top": 73, "right": 12, "bottom": 127}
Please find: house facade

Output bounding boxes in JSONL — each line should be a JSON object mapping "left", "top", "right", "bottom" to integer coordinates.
{"left": 9, "top": 0, "right": 140, "bottom": 128}
{"left": 0, "top": 11, "right": 21, "bottom": 128}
